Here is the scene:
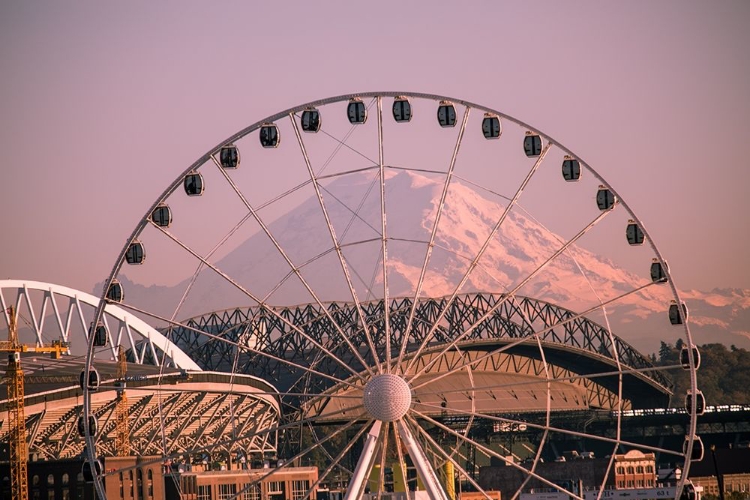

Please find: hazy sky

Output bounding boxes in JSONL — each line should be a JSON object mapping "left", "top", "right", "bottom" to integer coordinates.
{"left": 1, "top": 1, "right": 748, "bottom": 295}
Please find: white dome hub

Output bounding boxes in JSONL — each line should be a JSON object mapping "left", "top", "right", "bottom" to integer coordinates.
{"left": 362, "top": 374, "right": 412, "bottom": 422}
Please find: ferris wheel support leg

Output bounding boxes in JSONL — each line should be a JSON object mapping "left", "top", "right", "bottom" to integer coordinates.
{"left": 396, "top": 420, "right": 450, "bottom": 500}
{"left": 344, "top": 420, "right": 382, "bottom": 500}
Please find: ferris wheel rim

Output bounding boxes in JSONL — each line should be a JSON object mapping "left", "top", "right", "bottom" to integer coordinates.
{"left": 82, "top": 91, "right": 700, "bottom": 500}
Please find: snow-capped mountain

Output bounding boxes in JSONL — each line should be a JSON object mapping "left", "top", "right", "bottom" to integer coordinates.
{"left": 116, "top": 170, "right": 750, "bottom": 354}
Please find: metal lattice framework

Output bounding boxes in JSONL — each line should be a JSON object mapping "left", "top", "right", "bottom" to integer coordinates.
{"left": 0, "top": 280, "right": 199, "bottom": 370}
{"left": 1, "top": 372, "right": 278, "bottom": 462}
{"left": 166, "top": 293, "right": 671, "bottom": 408}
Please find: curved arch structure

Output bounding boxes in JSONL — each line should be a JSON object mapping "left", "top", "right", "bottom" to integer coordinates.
{"left": 168, "top": 293, "right": 671, "bottom": 408}
{"left": 0, "top": 366, "right": 278, "bottom": 461}
{"left": 0, "top": 280, "right": 200, "bottom": 370}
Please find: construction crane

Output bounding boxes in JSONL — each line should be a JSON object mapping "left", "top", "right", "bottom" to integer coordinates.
{"left": 2, "top": 306, "right": 69, "bottom": 500}
{"left": 115, "top": 344, "right": 130, "bottom": 456}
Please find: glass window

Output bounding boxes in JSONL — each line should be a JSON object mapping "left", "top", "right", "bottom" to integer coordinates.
{"left": 218, "top": 483, "right": 237, "bottom": 500}
{"left": 198, "top": 485, "right": 212, "bottom": 500}
{"left": 32, "top": 475, "right": 40, "bottom": 486}
{"left": 62, "top": 473, "right": 69, "bottom": 485}
{"left": 241, "top": 483, "right": 260, "bottom": 500}
{"left": 267, "top": 481, "right": 283, "bottom": 494}
{"left": 291, "top": 480, "right": 310, "bottom": 500}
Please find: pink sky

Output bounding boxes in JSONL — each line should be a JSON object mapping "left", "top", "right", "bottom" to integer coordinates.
{"left": 1, "top": 1, "right": 748, "bottom": 295}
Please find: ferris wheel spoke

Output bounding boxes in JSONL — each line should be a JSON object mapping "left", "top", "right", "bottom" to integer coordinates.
{"left": 404, "top": 143, "right": 552, "bottom": 377}
{"left": 309, "top": 97, "right": 380, "bottom": 176}
{"left": 151, "top": 222, "right": 370, "bottom": 382}
{"left": 213, "top": 152, "right": 378, "bottom": 378}
{"left": 290, "top": 112, "right": 383, "bottom": 373}
{"left": 301, "top": 421, "right": 372, "bottom": 500}
{"left": 412, "top": 362, "right": 684, "bottom": 399}
{"left": 396, "top": 105, "right": 471, "bottom": 374}
{"left": 411, "top": 409, "right": 585, "bottom": 500}
{"left": 319, "top": 177, "right": 382, "bottom": 242}
{"left": 406, "top": 413, "right": 495, "bottom": 499}
{"left": 409, "top": 206, "right": 614, "bottom": 385}
{"left": 412, "top": 403, "right": 683, "bottom": 459}
{"left": 392, "top": 416, "right": 409, "bottom": 492}
{"left": 375, "top": 421, "right": 390, "bottom": 500}
{"left": 375, "top": 97, "right": 395, "bottom": 371}
{"left": 408, "top": 279, "right": 662, "bottom": 392}
{"left": 113, "top": 301, "right": 365, "bottom": 390}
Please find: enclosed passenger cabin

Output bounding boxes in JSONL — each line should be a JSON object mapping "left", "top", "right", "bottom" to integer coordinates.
{"left": 482, "top": 113, "right": 501, "bottom": 139}
{"left": 392, "top": 96, "right": 412, "bottom": 122}
{"left": 596, "top": 186, "right": 617, "bottom": 211}
{"left": 77, "top": 415, "right": 98, "bottom": 437}
{"left": 562, "top": 156, "right": 581, "bottom": 181}
{"left": 669, "top": 300, "right": 689, "bottom": 325}
{"left": 151, "top": 204, "right": 172, "bottom": 228}
{"left": 523, "top": 132, "right": 543, "bottom": 157}
{"left": 80, "top": 368, "right": 100, "bottom": 392}
{"left": 650, "top": 259, "right": 668, "bottom": 283}
{"left": 437, "top": 101, "right": 457, "bottom": 127}
{"left": 82, "top": 459, "right": 103, "bottom": 482}
{"left": 301, "top": 108, "right": 321, "bottom": 132}
{"left": 184, "top": 172, "right": 204, "bottom": 196}
{"left": 219, "top": 145, "right": 240, "bottom": 169}
{"left": 90, "top": 322, "right": 108, "bottom": 347}
{"left": 259, "top": 123, "right": 280, "bottom": 148}
{"left": 626, "top": 220, "right": 644, "bottom": 245}
{"left": 685, "top": 390, "right": 706, "bottom": 416}
{"left": 681, "top": 344, "right": 701, "bottom": 370}
{"left": 684, "top": 435, "right": 704, "bottom": 462}
{"left": 347, "top": 98, "right": 367, "bottom": 124}
{"left": 125, "top": 241, "right": 145, "bottom": 265}
{"left": 106, "top": 280, "right": 124, "bottom": 303}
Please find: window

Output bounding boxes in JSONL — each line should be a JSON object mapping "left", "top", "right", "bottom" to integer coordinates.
{"left": 291, "top": 480, "right": 310, "bottom": 500}
{"left": 267, "top": 481, "right": 284, "bottom": 495}
{"left": 62, "top": 473, "right": 69, "bottom": 485}
{"left": 32, "top": 475, "right": 40, "bottom": 486}
{"left": 137, "top": 469, "right": 144, "bottom": 500}
{"left": 218, "top": 483, "right": 237, "bottom": 500}
{"left": 198, "top": 485, "right": 212, "bottom": 500}
{"left": 47, "top": 474, "right": 55, "bottom": 486}
{"left": 240, "top": 483, "right": 260, "bottom": 500}
{"left": 627, "top": 466, "right": 634, "bottom": 475}
{"left": 616, "top": 466, "right": 625, "bottom": 474}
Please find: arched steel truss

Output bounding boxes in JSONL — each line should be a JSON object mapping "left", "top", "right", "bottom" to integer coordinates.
{"left": 1, "top": 372, "right": 278, "bottom": 462}
{"left": 0, "top": 280, "right": 200, "bottom": 370}
{"left": 165, "top": 293, "right": 671, "bottom": 409}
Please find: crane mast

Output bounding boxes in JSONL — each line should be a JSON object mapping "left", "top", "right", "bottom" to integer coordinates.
{"left": 6, "top": 308, "right": 28, "bottom": 500}
{"left": 3, "top": 305, "right": 69, "bottom": 500}
{"left": 115, "top": 344, "right": 130, "bottom": 456}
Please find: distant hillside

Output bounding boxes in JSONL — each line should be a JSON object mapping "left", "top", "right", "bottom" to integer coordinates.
{"left": 654, "top": 341, "right": 750, "bottom": 406}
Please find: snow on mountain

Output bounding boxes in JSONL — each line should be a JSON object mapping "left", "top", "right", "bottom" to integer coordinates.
{"left": 117, "top": 169, "right": 750, "bottom": 353}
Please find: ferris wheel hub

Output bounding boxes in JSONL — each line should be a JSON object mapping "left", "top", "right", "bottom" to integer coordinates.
{"left": 362, "top": 374, "right": 412, "bottom": 422}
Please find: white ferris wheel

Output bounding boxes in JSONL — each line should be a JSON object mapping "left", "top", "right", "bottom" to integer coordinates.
{"left": 81, "top": 92, "right": 702, "bottom": 500}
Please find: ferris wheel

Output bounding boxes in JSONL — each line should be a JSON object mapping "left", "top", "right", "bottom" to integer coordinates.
{"left": 82, "top": 92, "right": 702, "bottom": 500}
